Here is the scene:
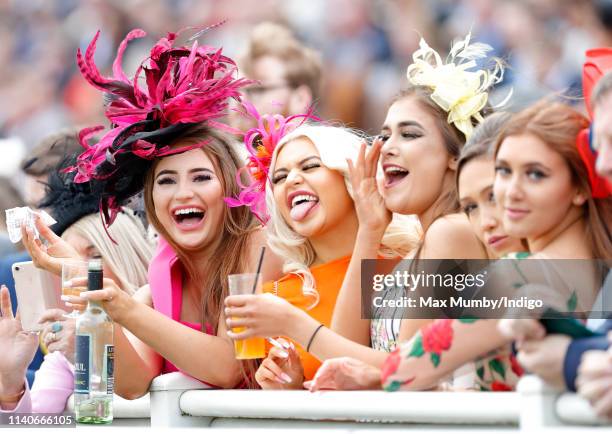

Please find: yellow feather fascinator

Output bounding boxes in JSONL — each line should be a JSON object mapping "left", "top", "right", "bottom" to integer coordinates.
{"left": 406, "top": 33, "right": 508, "bottom": 139}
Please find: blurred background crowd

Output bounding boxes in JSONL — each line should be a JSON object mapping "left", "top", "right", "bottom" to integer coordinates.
{"left": 0, "top": 0, "right": 611, "bottom": 215}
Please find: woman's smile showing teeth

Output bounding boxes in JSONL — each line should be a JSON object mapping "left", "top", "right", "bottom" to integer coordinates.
{"left": 383, "top": 164, "right": 409, "bottom": 188}
{"left": 287, "top": 190, "right": 320, "bottom": 222}
{"left": 172, "top": 206, "right": 206, "bottom": 230}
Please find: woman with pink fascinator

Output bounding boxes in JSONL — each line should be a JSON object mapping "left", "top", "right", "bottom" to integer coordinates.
{"left": 17, "top": 25, "right": 284, "bottom": 404}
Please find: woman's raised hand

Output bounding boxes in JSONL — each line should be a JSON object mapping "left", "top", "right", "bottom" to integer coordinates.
{"left": 347, "top": 139, "right": 391, "bottom": 238}
{"left": 0, "top": 285, "right": 38, "bottom": 396}
{"left": 255, "top": 338, "right": 305, "bottom": 390}
{"left": 21, "top": 215, "right": 81, "bottom": 275}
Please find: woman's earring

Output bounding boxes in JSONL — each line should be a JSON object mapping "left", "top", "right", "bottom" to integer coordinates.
{"left": 572, "top": 193, "right": 587, "bottom": 206}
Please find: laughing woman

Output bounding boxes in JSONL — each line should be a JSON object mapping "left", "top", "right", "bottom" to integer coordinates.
{"left": 22, "top": 28, "right": 283, "bottom": 396}
{"left": 375, "top": 112, "right": 528, "bottom": 392}
{"left": 223, "top": 116, "right": 415, "bottom": 388}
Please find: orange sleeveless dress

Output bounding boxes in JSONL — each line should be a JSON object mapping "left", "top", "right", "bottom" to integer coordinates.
{"left": 263, "top": 255, "right": 350, "bottom": 381}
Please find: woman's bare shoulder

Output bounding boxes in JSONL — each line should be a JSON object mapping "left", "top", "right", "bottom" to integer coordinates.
{"left": 421, "top": 213, "right": 487, "bottom": 259}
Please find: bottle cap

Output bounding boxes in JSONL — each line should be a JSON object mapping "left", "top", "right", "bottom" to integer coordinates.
{"left": 87, "top": 259, "right": 103, "bottom": 291}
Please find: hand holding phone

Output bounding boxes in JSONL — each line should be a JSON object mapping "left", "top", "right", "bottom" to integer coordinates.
{"left": 11, "top": 261, "right": 61, "bottom": 332}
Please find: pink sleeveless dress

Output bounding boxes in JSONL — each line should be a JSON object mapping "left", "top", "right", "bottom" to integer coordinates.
{"left": 148, "top": 237, "right": 215, "bottom": 375}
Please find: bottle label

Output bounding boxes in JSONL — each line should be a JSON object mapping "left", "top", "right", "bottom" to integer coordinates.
{"left": 74, "top": 334, "right": 91, "bottom": 394}
{"left": 104, "top": 345, "right": 115, "bottom": 396}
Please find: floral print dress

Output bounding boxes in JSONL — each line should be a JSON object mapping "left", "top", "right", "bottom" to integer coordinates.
{"left": 380, "top": 318, "right": 523, "bottom": 391}
{"left": 380, "top": 254, "right": 533, "bottom": 392}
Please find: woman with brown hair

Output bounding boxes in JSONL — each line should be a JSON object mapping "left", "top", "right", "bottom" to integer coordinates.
{"left": 494, "top": 99, "right": 612, "bottom": 389}
{"left": 21, "top": 27, "right": 283, "bottom": 397}
{"left": 494, "top": 100, "right": 611, "bottom": 261}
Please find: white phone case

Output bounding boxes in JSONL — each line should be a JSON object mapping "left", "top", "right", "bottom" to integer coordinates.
{"left": 12, "top": 261, "right": 61, "bottom": 332}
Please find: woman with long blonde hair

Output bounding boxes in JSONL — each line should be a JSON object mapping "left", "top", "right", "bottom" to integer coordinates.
{"left": 0, "top": 165, "right": 153, "bottom": 413}
{"left": 223, "top": 101, "right": 418, "bottom": 388}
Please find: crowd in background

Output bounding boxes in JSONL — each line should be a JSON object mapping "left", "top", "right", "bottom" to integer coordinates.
{"left": 1, "top": 0, "right": 612, "bottom": 165}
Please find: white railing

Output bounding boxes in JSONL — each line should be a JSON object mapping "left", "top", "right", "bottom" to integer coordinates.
{"left": 518, "top": 375, "right": 611, "bottom": 430}
{"left": 69, "top": 373, "right": 610, "bottom": 430}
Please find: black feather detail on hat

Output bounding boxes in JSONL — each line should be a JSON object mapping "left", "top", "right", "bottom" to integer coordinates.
{"left": 38, "top": 156, "right": 105, "bottom": 236}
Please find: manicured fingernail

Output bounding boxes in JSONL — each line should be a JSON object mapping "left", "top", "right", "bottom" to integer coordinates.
{"left": 79, "top": 292, "right": 88, "bottom": 298}
{"left": 60, "top": 295, "right": 70, "bottom": 302}
{"left": 277, "top": 350, "right": 288, "bottom": 358}
{"left": 64, "top": 280, "right": 72, "bottom": 288}
{"left": 281, "top": 373, "right": 292, "bottom": 383}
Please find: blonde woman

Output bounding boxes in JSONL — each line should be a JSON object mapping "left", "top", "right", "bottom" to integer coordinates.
{"left": 60, "top": 211, "right": 153, "bottom": 296}
{"left": 224, "top": 120, "right": 417, "bottom": 388}
{"left": 0, "top": 168, "right": 153, "bottom": 413}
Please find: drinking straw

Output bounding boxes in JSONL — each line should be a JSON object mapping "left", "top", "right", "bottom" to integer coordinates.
{"left": 251, "top": 246, "right": 266, "bottom": 294}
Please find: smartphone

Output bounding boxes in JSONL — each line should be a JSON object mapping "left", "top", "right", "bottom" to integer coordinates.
{"left": 539, "top": 307, "right": 602, "bottom": 339}
{"left": 12, "top": 261, "right": 61, "bottom": 332}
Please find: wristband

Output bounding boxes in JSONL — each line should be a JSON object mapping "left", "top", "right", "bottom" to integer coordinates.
{"left": 306, "top": 324, "right": 325, "bottom": 353}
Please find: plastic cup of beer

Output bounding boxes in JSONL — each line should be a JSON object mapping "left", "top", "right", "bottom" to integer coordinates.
{"left": 228, "top": 273, "right": 266, "bottom": 359}
{"left": 62, "top": 260, "right": 89, "bottom": 318}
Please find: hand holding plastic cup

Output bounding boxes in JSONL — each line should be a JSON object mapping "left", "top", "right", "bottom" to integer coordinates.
{"left": 61, "top": 260, "right": 88, "bottom": 318}
{"left": 228, "top": 273, "right": 266, "bottom": 359}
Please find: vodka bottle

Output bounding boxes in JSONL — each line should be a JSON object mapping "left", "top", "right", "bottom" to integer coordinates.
{"left": 74, "top": 260, "right": 114, "bottom": 424}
